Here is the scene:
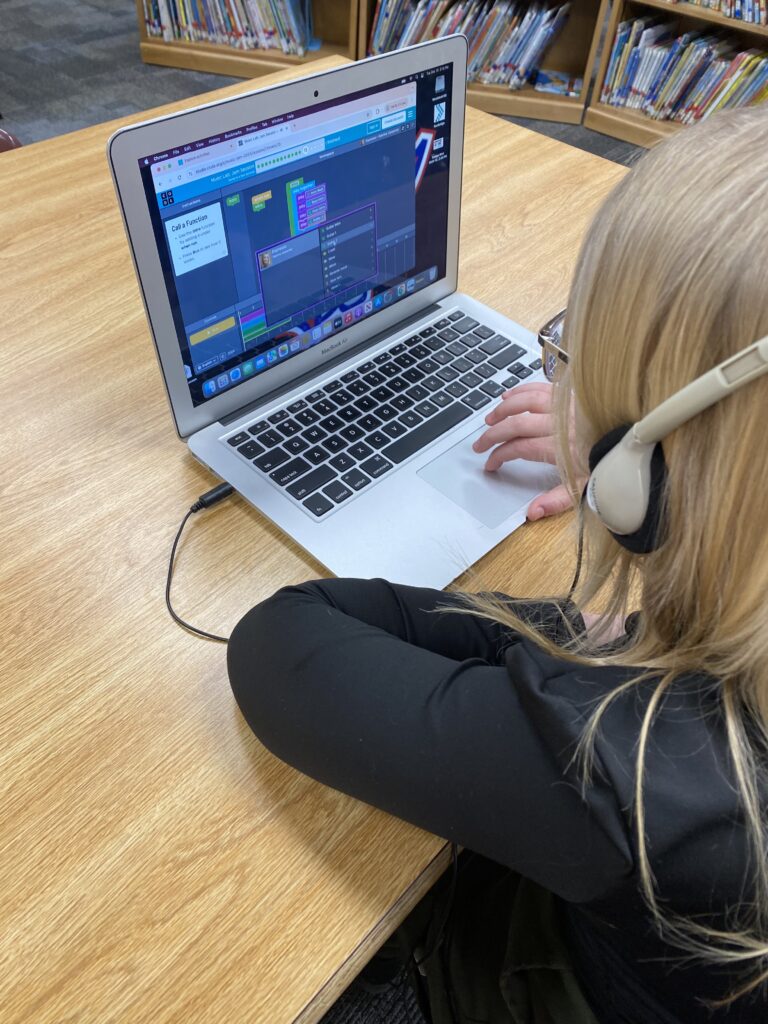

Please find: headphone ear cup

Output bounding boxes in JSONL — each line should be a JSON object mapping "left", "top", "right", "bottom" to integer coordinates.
{"left": 587, "top": 425, "right": 668, "bottom": 554}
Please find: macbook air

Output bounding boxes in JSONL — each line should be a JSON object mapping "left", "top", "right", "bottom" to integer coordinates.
{"left": 108, "top": 36, "right": 557, "bottom": 588}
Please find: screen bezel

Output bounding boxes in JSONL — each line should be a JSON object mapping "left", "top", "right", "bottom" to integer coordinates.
{"left": 108, "top": 37, "right": 467, "bottom": 439}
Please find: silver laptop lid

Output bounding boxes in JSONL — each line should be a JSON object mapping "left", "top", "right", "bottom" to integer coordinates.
{"left": 108, "top": 37, "right": 467, "bottom": 438}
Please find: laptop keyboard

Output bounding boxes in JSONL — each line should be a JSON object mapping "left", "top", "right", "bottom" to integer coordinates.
{"left": 222, "top": 308, "right": 544, "bottom": 519}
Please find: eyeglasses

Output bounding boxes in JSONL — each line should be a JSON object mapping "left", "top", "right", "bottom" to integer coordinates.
{"left": 537, "top": 308, "right": 568, "bottom": 382}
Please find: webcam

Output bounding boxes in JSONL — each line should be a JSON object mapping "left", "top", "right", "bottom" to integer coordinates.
{"left": 314, "top": 90, "right": 319, "bottom": 98}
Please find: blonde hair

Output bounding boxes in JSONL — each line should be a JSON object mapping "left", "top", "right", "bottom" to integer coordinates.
{"left": 472, "top": 107, "right": 768, "bottom": 1002}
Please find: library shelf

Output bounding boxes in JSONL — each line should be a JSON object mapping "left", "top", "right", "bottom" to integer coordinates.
{"left": 585, "top": 0, "right": 768, "bottom": 147}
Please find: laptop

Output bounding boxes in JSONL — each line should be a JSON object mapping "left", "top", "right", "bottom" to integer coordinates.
{"left": 108, "top": 36, "right": 557, "bottom": 588}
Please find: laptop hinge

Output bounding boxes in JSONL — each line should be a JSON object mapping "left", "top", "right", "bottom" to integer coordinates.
{"left": 221, "top": 302, "right": 442, "bottom": 426}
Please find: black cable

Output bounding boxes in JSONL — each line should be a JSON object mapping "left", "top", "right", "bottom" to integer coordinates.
{"left": 567, "top": 489, "right": 588, "bottom": 602}
{"left": 166, "top": 483, "right": 234, "bottom": 644}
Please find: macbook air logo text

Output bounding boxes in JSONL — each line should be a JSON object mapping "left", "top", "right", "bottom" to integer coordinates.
{"left": 321, "top": 339, "right": 346, "bottom": 357}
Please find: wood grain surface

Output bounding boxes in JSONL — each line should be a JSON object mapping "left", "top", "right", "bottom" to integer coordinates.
{"left": 0, "top": 56, "right": 626, "bottom": 1024}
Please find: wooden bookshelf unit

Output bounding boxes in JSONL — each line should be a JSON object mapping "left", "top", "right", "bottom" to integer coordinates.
{"left": 585, "top": 0, "right": 768, "bottom": 146}
{"left": 136, "top": 0, "right": 359, "bottom": 77}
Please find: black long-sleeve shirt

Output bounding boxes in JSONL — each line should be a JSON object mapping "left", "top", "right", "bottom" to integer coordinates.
{"left": 226, "top": 577, "right": 766, "bottom": 1023}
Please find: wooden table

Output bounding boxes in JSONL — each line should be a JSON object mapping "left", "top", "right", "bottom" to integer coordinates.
{"left": 0, "top": 57, "right": 626, "bottom": 1024}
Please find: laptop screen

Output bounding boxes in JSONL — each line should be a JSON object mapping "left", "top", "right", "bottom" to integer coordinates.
{"left": 139, "top": 62, "right": 454, "bottom": 407}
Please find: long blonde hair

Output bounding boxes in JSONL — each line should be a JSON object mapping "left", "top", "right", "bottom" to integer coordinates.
{"left": 473, "top": 107, "right": 768, "bottom": 1002}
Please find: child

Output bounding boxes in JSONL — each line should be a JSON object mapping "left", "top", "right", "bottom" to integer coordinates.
{"left": 227, "top": 107, "right": 768, "bottom": 1023}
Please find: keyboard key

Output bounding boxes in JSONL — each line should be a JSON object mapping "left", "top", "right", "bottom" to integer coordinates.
{"left": 228, "top": 431, "right": 250, "bottom": 446}
{"left": 248, "top": 420, "right": 269, "bottom": 435}
{"left": 420, "top": 326, "right": 437, "bottom": 337}
{"left": 255, "top": 448, "right": 290, "bottom": 472}
{"left": 437, "top": 366, "right": 459, "bottom": 382}
{"left": 313, "top": 399, "right": 336, "bottom": 417}
{"left": 424, "top": 336, "right": 444, "bottom": 352}
{"left": 382, "top": 404, "right": 472, "bottom": 465}
{"left": 257, "top": 428, "right": 283, "bottom": 448}
{"left": 323, "top": 480, "right": 352, "bottom": 503}
{"left": 288, "top": 399, "right": 307, "bottom": 413}
{"left": 376, "top": 404, "right": 397, "bottom": 422}
{"left": 391, "top": 342, "right": 406, "bottom": 356}
{"left": 479, "top": 335, "right": 510, "bottom": 356}
{"left": 399, "top": 410, "right": 423, "bottom": 429}
{"left": 462, "top": 390, "right": 492, "bottom": 411}
{"left": 433, "top": 350, "right": 452, "bottom": 365}
{"left": 363, "top": 371, "right": 386, "bottom": 387}
{"left": 284, "top": 436, "right": 309, "bottom": 455}
{"left": 330, "top": 388, "right": 355, "bottom": 406}
{"left": 296, "top": 408, "right": 320, "bottom": 427}
{"left": 475, "top": 363, "right": 496, "bottom": 380}
{"left": 405, "top": 334, "right": 422, "bottom": 347}
{"left": 306, "top": 389, "right": 325, "bottom": 403}
{"left": 340, "top": 423, "right": 366, "bottom": 443}
{"left": 502, "top": 375, "right": 520, "bottom": 389}
{"left": 270, "top": 457, "right": 311, "bottom": 487}
{"left": 341, "top": 370, "right": 359, "bottom": 383}
{"left": 447, "top": 309, "right": 466, "bottom": 322}
{"left": 319, "top": 414, "right": 344, "bottom": 433}
{"left": 383, "top": 420, "right": 407, "bottom": 439}
{"left": 373, "top": 351, "right": 390, "bottom": 365}
{"left": 347, "top": 380, "right": 369, "bottom": 397}
{"left": 452, "top": 357, "right": 473, "bottom": 374}
{"left": 480, "top": 380, "right": 506, "bottom": 398}
{"left": 323, "top": 379, "right": 342, "bottom": 393}
{"left": 379, "top": 361, "right": 400, "bottom": 378}
{"left": 303, "top": 425, "right": 328, "bottom": 444}
{"left": 418, "top": 358, "right": 440, "bottom": 375}
{"left": 438, "top": 328, "right": 459, "bottom": 343}
{"left": 406, "top": 384, "right": 429, "bottom": 402}
{"left": 431, "top": 391, "right": 454, "bottom": 409}
{"left": 410, "top": 343, "right": 430, "bottom": 360}
{"left": 277, "top": 419, "right": 302, "bottom": 437}
{"left": 435, "top": 318, "right": 451, "bottom": 329}
{"left": 341, "top": 468, "right": 371, "bottom": 491}
{"left": 445, "top": 381, "right": 469, "bottom": 398}
{"left": 360, "top": 455, "right": 394, "bottom": 479}
{"left": 446, "top": 341, "right": 468, "bottom": 357}
{"left": 421, "top": 375, "right": 443, "bottom": 393}
{"left": 337, "top": 405, "right": 361, "bottom": 423}
{"left": 508, "top": 362, "right": 533, "bottom": 379}
{"left": 415, "top": 400, "right": 439, "bottom": 418}
{"left": 465, "top": 349, "right": 486, "bottom": 365}
{"left": 358, "top": 361, "right": 376, "bottom": 374}
{"left": 269, "top": 409, "right": 289, "bottom": 424}
{"left": 488, "top": 344, "right": 526, "bottom": 370}
{"left": 371, "top": 386, "right": 393, "bottom": 403}
{"left": 472, "top": 324, "right": 494, "bottom": 340}
{"left": 402, "top": 367, "right": 425, "bottom": 384}
{"left": 287, "top": 464, "right": 335, "bottom": 500}
{"left": 359, "top": 414, "right": 382, "bottom": 432}
{"left": 529, "top": 358, "right": 543, "bottom": 371}
{"left": 388, "top": 377, "right": 409, "bottom": 394}
{"left": 452, "top": 316, "right": 479, "bottom": 334}
{"left": 348, "top": 441, "right": 374, "bottom": 461}
{"left": 461, "top": 333, "right": 483, "bottom": 348}
{"left": 395, "top": 353, "right": 416, "bottom": 368}
{"left": 367, "top": 431, "right": 390, "bottom": 449}
{"left": 305, "top": 446, "right": 330, "bottom": 465}
{"left": 460, "top": 371, "right": 483, "bottom": 389}
{"left": 355, "top": 396, "right": 377, "bottom": 413}
{"left": 237, "top": 440, "right": 265, "bottom": 459}
{"left": 330, "top": 453, "right": 356, "bottom": 472}
{"left": 322, "top": 435, "right": 347, "bottom": 454}
{"left": 391, "top": 393, "right": 413, "bottom": 411}
{"left": 303, "top": 493, "right": 334, "bottom": 517}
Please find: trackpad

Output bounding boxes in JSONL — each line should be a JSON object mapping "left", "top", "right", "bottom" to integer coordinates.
{"left": 418, "top": 429, "right": 560, "bottom": 529}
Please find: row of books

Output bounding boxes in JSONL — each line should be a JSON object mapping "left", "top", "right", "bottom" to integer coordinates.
{"left": 367, "top": 1, "right": 572, "bottom": 91}
{"left": 668, "top": 0, "right": 767, "bottom": 27}
{"left": 601, "top": 17, "right": 768, "bottom": 121}
{"left": 141, "top": 0, "right": 311, "bottom": 53}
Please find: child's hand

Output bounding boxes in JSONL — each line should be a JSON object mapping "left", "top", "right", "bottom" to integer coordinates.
{"left": 472, "top": 382, "right": 579, "bottom": 521}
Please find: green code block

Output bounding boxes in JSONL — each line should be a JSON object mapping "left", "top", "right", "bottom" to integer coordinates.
{"left": 226, "top": 194, "right": 240, "bottom": 206}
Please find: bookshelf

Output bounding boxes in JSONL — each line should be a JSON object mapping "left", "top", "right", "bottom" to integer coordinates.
{"left": 359, "top": 0, "right": 605, "bottom": 123}
{"left": 585, "top": 0, "right": 768, "bottom": 146}
{"left": 135, "top": 0, "right": 360, "bottom": 77}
